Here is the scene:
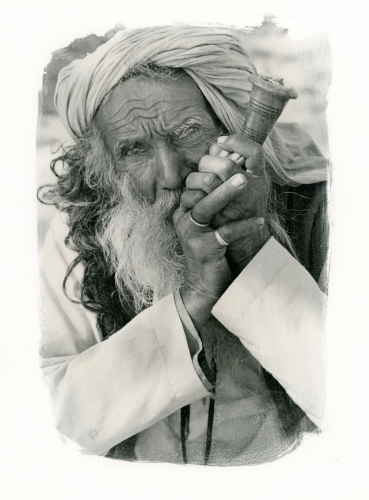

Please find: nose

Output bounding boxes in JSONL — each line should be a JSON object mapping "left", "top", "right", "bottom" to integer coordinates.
{"left": 154, "top": 143, "right": 193, "bottom": 193}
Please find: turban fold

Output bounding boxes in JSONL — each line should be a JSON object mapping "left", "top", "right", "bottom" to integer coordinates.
{"left": 55, "top": 26, "right": 328, "bottom": 186}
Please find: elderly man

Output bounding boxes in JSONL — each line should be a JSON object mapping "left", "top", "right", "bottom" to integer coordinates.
{"left": 39, "top": 26, "right": 328, "bottom": 466}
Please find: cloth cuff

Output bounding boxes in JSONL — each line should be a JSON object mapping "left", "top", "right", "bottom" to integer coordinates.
{"left": 174, "top": 290, "right": 215, "bottom": 390}
{"left": 149, "top": 293, "right": 209, "bottom": 406}
{"left": 211, "top": 237, "right": 326, "bottom": 428}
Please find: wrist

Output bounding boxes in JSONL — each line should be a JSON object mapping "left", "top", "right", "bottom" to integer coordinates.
{"left": 179, "top": 287, "right": 213, "bottom": 331}
{"left": 179, "top": 272, "right": 231, "bottom": 330}
{"left": 227, "top": 225, "right": 271, "bottom": 277}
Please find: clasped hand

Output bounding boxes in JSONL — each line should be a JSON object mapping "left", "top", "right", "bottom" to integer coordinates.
{"left": 173, "top": 134, "right": 270, "bottom": 329}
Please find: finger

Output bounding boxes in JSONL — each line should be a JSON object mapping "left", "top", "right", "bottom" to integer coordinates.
{"left": 198, "top": 155, "right": 243, "bottom": 182}
{"left": 235, "top": 156, "right": 246, "bottom": 167}
{"left": 230, "top": 152, "right": 242, "bottom": 162}
{"left": 218, "top": 151, "right": 242, "bottom": 162}
{"left": 209, "top": 139, "right": 245, "bottom": 161}
{"left": 180, "top": 189, "right": 207, "bottom": 211}
{"left": 186, "top": 172, "right": 222, "bottom": 194}
{"left": 191, "top": 173, "right": 247, "bottom": 225}
{"left": 215, "top": 217, "right": 265, "bottom": 245}
{"left": 219, "top": 149, "right": 230, "bottom": 158}
{"left": 173, "top": 204, "right": 188, "bottom": 226}
{"left": 221, "top": 152, "right": 245, "bottom": 167}
{"left": 217, "top": 135, "right": 266, "bottom": 177}
{"left": 209, "top": 142, "right": 223, "bottom": 156}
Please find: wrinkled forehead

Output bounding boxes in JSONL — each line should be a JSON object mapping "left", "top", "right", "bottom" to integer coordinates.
{"left": 94, "top": 70, "right": 213, "bottom": 138}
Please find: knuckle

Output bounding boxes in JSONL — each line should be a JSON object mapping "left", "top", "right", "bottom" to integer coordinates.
{"left": 192, "top": 206, "right": 207, "bottom": 222}
{"left": 220, "top": 226, "right": 232, "bottom": 243}
{"left": 209, "top": 142, "right": 220, "bottom": 156}
{"left": 180, "top": 193, "right": 190, "bottom": 207}
{"left": 180, "top": 191, "right": 195, "bottom": 208}
{"left": 185, "top": 173, "right": 195, "bottom": 187}
{"left": 223, "top": 158, "right": 235, "bottom": 171}
{"left": 203, "top": 173, "right": 218, "bottom": 188}
{"left": 198, "top": 156, "right": 210, "bottom": 170}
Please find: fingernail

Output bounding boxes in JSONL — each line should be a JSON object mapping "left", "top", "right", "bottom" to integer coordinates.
{"left": 256, "top": 217, "right": 264, "bottom": 226}
{"left": 230, "top": 153, "right": 241, "bottom": 161}
{"left": 230, "top": 174, "right": 245, "bottom": 187}
{"left": 218, "top": 136, "right": 228, "bottom": 144}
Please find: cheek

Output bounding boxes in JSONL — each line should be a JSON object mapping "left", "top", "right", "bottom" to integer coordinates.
{"left": 117, "top": 159, "right": 156, "bottom": 199}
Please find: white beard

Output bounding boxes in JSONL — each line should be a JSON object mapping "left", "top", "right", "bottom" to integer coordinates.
{"left": 98, "top": 177, "right": 259, "bottom": 392}
{"left": 98, "top": 173, "right": 294, "bottom": 393}
{"left": 99, "top": 175, "right": 185, "bottom": 312}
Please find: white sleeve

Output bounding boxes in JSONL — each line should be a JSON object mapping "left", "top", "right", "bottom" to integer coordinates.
{"left": 39, "top": 214, "right": 208, "bottom": 456}
{"left": 211, "top": 237, "right": 327, "bottom": 429}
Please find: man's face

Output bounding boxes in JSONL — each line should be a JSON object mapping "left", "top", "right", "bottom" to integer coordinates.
{"left": 95, "top": 70, "right": 222, "bottom": 202}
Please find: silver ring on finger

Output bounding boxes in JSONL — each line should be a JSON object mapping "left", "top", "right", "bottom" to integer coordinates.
{"left": 214, "top": 229, "right": 230, "bottom": 247}
{"left": 189, "top": 211, "right": 210, "bottom": 228}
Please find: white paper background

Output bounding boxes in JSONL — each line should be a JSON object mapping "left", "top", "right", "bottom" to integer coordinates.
{"left": 2, "top": 1, "right": 368, "bottom": 498}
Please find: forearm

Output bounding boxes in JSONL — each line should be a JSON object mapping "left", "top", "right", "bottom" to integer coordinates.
{"left": 227, "top": 224, "right": 271, "bottom": 277}
{"left": 212, "top": 237, "right": 327, "bottom": 429}
{"left": 177, "top": 236, "right": 327, "bottom": 429}
{"left": 41, "top": 214, "right": 211, "bottom": 454}
{"left": 41, "top": 294, "right": 209, "bottom": 455}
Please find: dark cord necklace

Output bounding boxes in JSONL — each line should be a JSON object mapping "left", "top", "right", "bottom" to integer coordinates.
{"left": 181, "top": 359, "right": 217, "bottom": 465}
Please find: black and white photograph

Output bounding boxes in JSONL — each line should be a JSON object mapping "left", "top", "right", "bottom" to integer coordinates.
{"left": 37, "top": 17, "right": 330, "bottom": 465}
{"left": 2, "top": 2, "right": 368, "bottom": 498}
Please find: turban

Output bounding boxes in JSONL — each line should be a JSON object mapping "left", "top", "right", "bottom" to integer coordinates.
{"left": 55, "top": 26, "right": 328, "bottom": 186}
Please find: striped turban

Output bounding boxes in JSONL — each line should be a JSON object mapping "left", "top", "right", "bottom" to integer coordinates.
{"left": 55, "top": 26, "right": 328, "bottom": 186}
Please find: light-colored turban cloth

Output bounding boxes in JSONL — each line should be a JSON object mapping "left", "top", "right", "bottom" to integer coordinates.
{"left": 55, "top": 26, "right": 328, "bottom": 186}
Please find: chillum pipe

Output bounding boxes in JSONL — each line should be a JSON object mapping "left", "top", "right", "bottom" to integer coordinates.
{"left": 241, "top": 74, "right": 298, "bottom": 145}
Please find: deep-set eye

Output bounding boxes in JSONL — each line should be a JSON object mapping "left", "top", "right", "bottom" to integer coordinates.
{"left": 121, "top": 143, "right": 150, "bottom": 158}
{"left": 173, "top": 126, "right": 201, "bottom": 141}
{"left": 126, "top": 147, "right": 142, "bottom": 157}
